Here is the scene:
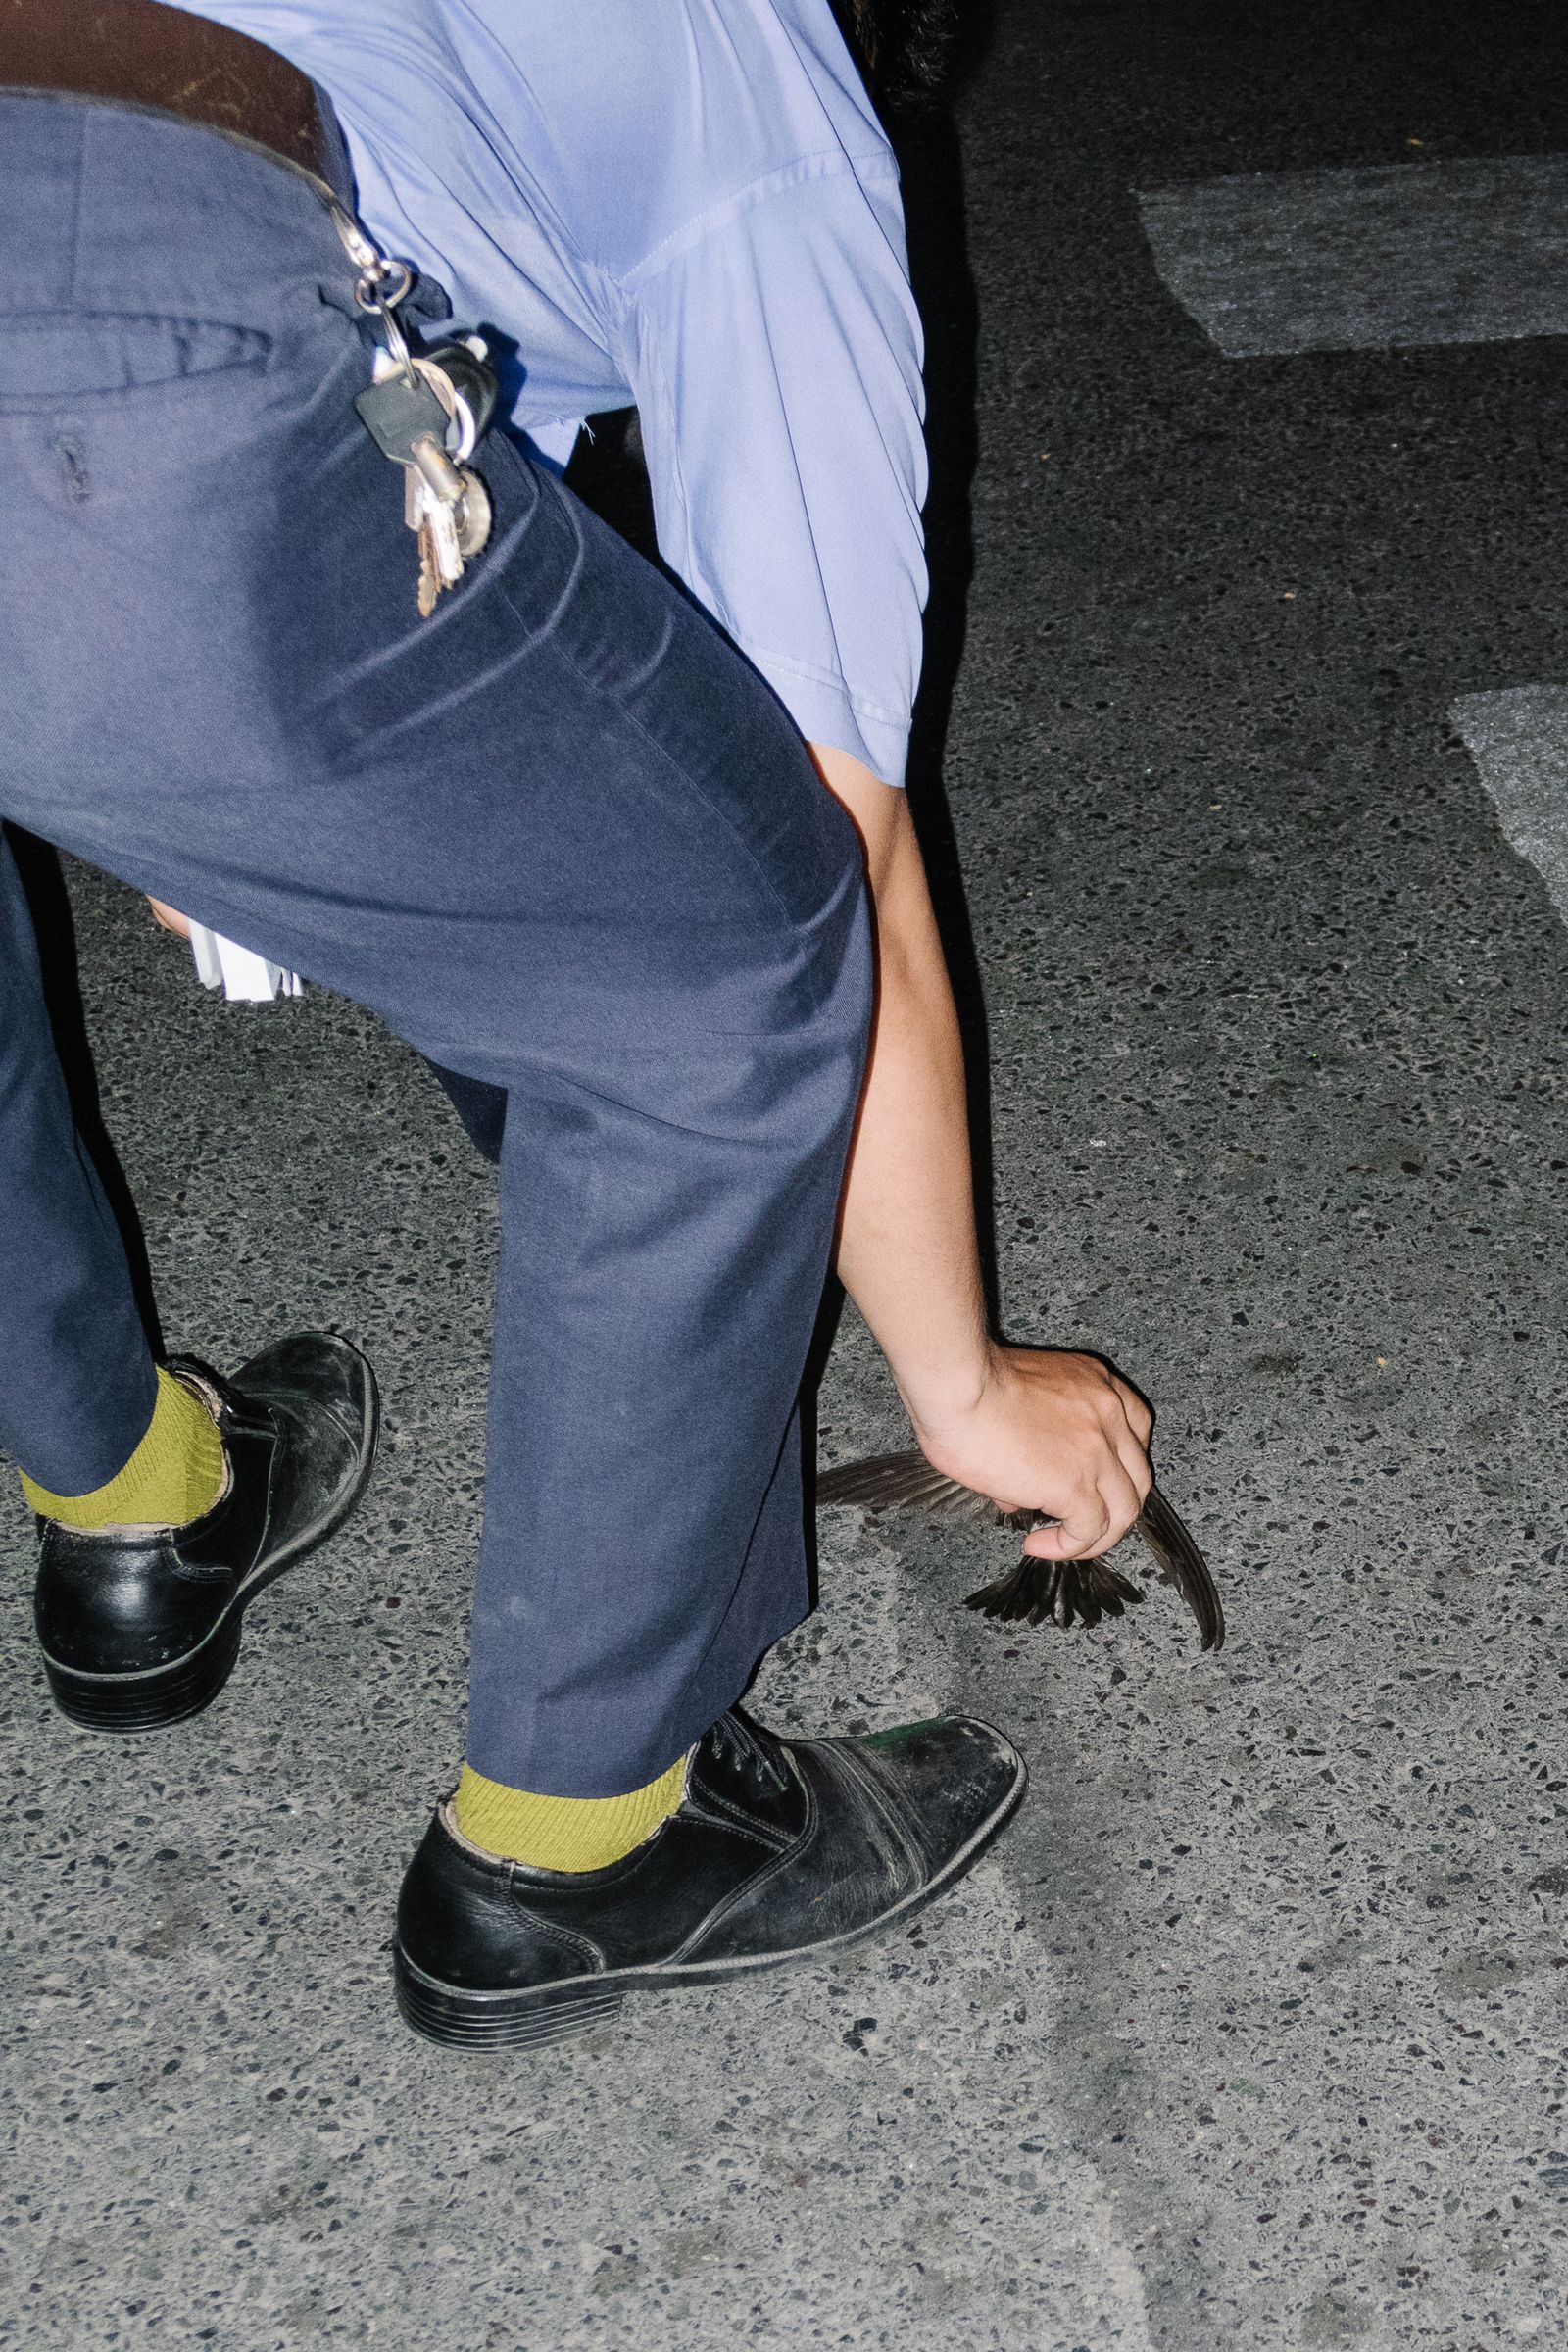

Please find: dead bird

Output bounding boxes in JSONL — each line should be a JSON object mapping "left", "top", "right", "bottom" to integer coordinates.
{"left": 816, "top": 1450, "right": 1225, "bottom": 1653}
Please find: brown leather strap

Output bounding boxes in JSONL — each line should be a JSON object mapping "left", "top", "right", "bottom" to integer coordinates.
{"left": 1, "top": 0, "right": 331, "bottom": 180}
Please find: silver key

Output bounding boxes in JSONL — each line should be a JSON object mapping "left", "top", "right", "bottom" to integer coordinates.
{"left": 366, "top": 348, "right": 495, "bottom": 612}
{"left": 404, "top": 466, "right": 440, "bottom": 616}
{"left": 411, "top": 361, "right": 494, "bottom": 562}
{"left": 420, "top": 471, "right": 466, "bottom": 589}
{"left": 405, "top": 431, "right": 491, "bottom": 611}
{"left": 407, "top": 474, "right": 462, "bottom": 614}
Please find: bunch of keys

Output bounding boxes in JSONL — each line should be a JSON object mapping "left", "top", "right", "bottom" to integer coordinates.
{"left": 355, "top": 337, "right": 499, "bottom": 615}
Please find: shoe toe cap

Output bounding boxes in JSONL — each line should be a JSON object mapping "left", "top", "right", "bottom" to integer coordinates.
{"left": 845, "top": 1713, "right": 1026, "bottom": 1872}
{"left": 235, "top": 1330, "right": 376, "bottom": 1429}
{"left": 222, "top": 1330, "right": 379, "bottom": 1539}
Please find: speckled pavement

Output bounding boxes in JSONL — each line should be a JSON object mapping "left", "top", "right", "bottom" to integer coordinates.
{"left": 1138, "top": 154, "right": 1568, "bottom": 358}
{"left": 1451, "top": 687, "right": 1568, "bottom": 926}
{"left": 5, "top": 2, "right": 1568, "bottom": 2346}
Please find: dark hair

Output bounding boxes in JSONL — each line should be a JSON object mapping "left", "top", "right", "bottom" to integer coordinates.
{"left": 829, "top": 0, "right": 962, "bottom": 108}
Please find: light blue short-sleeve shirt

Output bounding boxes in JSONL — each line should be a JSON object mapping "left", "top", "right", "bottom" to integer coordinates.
{"left": 176, "top": 0, "right": 929, "bottom": 784}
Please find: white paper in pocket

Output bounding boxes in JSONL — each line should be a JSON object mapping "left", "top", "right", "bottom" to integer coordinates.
{"left": 188, "top": 923, "right": 303, "bottom": 1003}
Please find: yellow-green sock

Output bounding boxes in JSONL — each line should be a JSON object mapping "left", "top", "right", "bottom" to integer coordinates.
{"left": 453, "top": 1753, "right": 688, "bottom": 1872}
{"left": 21, "top": 1367, "right": 226, "bottom": 1532}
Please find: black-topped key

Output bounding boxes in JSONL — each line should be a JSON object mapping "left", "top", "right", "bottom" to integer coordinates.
{"left": 354, "top": 368, "right": 452, "bottom": 466}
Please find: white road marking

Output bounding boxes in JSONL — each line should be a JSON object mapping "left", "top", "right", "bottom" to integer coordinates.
{"left": 1139, "top": 154, "right": 1568, "bottom": 356}
{"left": 1451, "top": 685, "right": 1568, "bottom": 922}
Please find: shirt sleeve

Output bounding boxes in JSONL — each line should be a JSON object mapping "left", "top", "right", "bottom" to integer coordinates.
{"left": 623, "top": 154, "right": 928, "bottom": 788}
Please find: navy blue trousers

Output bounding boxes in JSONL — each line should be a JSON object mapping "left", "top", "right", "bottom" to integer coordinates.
{"left": 0, "top": 97, "right": 870, "bottom": 1794}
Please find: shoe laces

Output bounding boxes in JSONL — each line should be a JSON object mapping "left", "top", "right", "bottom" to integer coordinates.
{"left": 709, "top": 1710, "right": 789, "bottom": 1792}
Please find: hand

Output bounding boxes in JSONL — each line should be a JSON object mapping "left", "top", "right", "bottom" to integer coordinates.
{"left": 147, "top": 897, "right": 192, "bottom": 939}
{"left": 906, "top": 1342, "right": 1153, "bottom": 1561}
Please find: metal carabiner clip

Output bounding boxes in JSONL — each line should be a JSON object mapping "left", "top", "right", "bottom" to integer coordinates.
{"left": 329, "top": 207, "right": 419, "bottom": 388}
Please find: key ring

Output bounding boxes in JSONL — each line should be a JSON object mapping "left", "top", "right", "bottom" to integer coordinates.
{"left": 330, "top": 207, "right": 419, "bottom": 388}
{"left": 411, "top": 355, "right": 479, "bottom": 463}
{"left": 353, "top": 259, "right": 416, "bottom": 387}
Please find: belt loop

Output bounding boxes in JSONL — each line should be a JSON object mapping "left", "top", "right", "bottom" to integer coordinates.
{"left": 309, "top": 83, "right": 357, "bottom": 209}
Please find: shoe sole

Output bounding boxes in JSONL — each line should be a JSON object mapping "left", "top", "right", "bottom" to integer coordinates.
{"left": 391, "top": 1739, "right": 1027, "bottom": 2053}
{"left": 41, "top": 1353, "right": 380, "bottom": 1735}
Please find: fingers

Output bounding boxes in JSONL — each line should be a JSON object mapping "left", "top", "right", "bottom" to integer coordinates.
{"left": 1111, "top": 1374, "right": 1154, "bottom": 1450}
{"left": 1022, "top": 1516, "right": 1100, "bottom": 1563}
{"left": 1113, "top": 1422, "right": 1153, "bottom": 1507}
{"left": 1106, "top": 1373, "right": 1153, "bottom": 1507}
{"left": 1116, "top": 1437, "right": 1153, "bottom": 1512}
{"left": 913, "top": 1345, "right": 1157, "bottom": 1563}
{"left": 1044, "top": 1370, "right": 1149, "bottom": 1556}
{"left": 1021, "top": 1455, "right": 1147, "bottom": 1561}
{"left": 147, "top": 897, "right": 192, "bottom": 940}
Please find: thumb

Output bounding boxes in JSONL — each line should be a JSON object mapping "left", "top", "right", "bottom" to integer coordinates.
{"left": 1021, "top": 1505, "right": 1110, "bottom": 1563}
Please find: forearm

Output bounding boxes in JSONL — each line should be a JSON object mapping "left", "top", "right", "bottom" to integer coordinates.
{"left": 806, "top": 746, "right": 1152, "bottom": 1552}
{"left": 835, "top": 873, "right": 993, "bottom": 1426}
{"left": 811, "top": 746, "right": 992, "bottom": 1426}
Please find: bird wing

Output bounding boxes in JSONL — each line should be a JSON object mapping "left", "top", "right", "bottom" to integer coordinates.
{"left": 963, "top": 1552, "right": 1147, "bottom": 1631}
{"left": 1130, "top": 1483, "right": 1225, "bottom": 1652}
{"left": 816, "top": 1447, "right": 1225, "bottom": 1652}
{"left": 814, "top": 1451, "right": 1004, "bottom": 1524}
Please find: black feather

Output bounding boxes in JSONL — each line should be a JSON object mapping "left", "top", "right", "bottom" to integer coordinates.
{"left": 817, "top": 1447, "right": 1225, "bottom": 1652}
{"left": 1135, "top": 1484, "right": 1225, "bottom": 1652}
{"left": 963, "top": 1554, "right": 1147, "bottom": 1630}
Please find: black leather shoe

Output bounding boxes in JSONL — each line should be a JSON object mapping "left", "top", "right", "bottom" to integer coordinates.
{"left": 33, "top": 1331, "right": 378, "bottom": 1733}
{"left": 393, "top": 1707, "right": 1025, "bottom": 2050}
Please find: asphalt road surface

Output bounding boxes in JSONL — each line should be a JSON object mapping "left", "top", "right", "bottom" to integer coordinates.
{"left": 4, "top": 3, "right": 1568, "bottom": 2345}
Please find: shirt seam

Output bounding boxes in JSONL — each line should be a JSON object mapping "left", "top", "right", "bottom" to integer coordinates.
{"left": 736, "top": 638, "right": 906, "bottom": 732}
{"left": 633, "top": 321, "right": 738, "bottom": 645}
{"left": 630, "top": 345, "right": 907, "bottom": 749}
{"left": 612, "top": 147, "right": 901, "bottom": 303}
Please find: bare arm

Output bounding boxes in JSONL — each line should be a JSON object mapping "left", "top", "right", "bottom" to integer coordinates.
{"left": 811, "top": 744, "right": 1152, "bottom": 1560}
